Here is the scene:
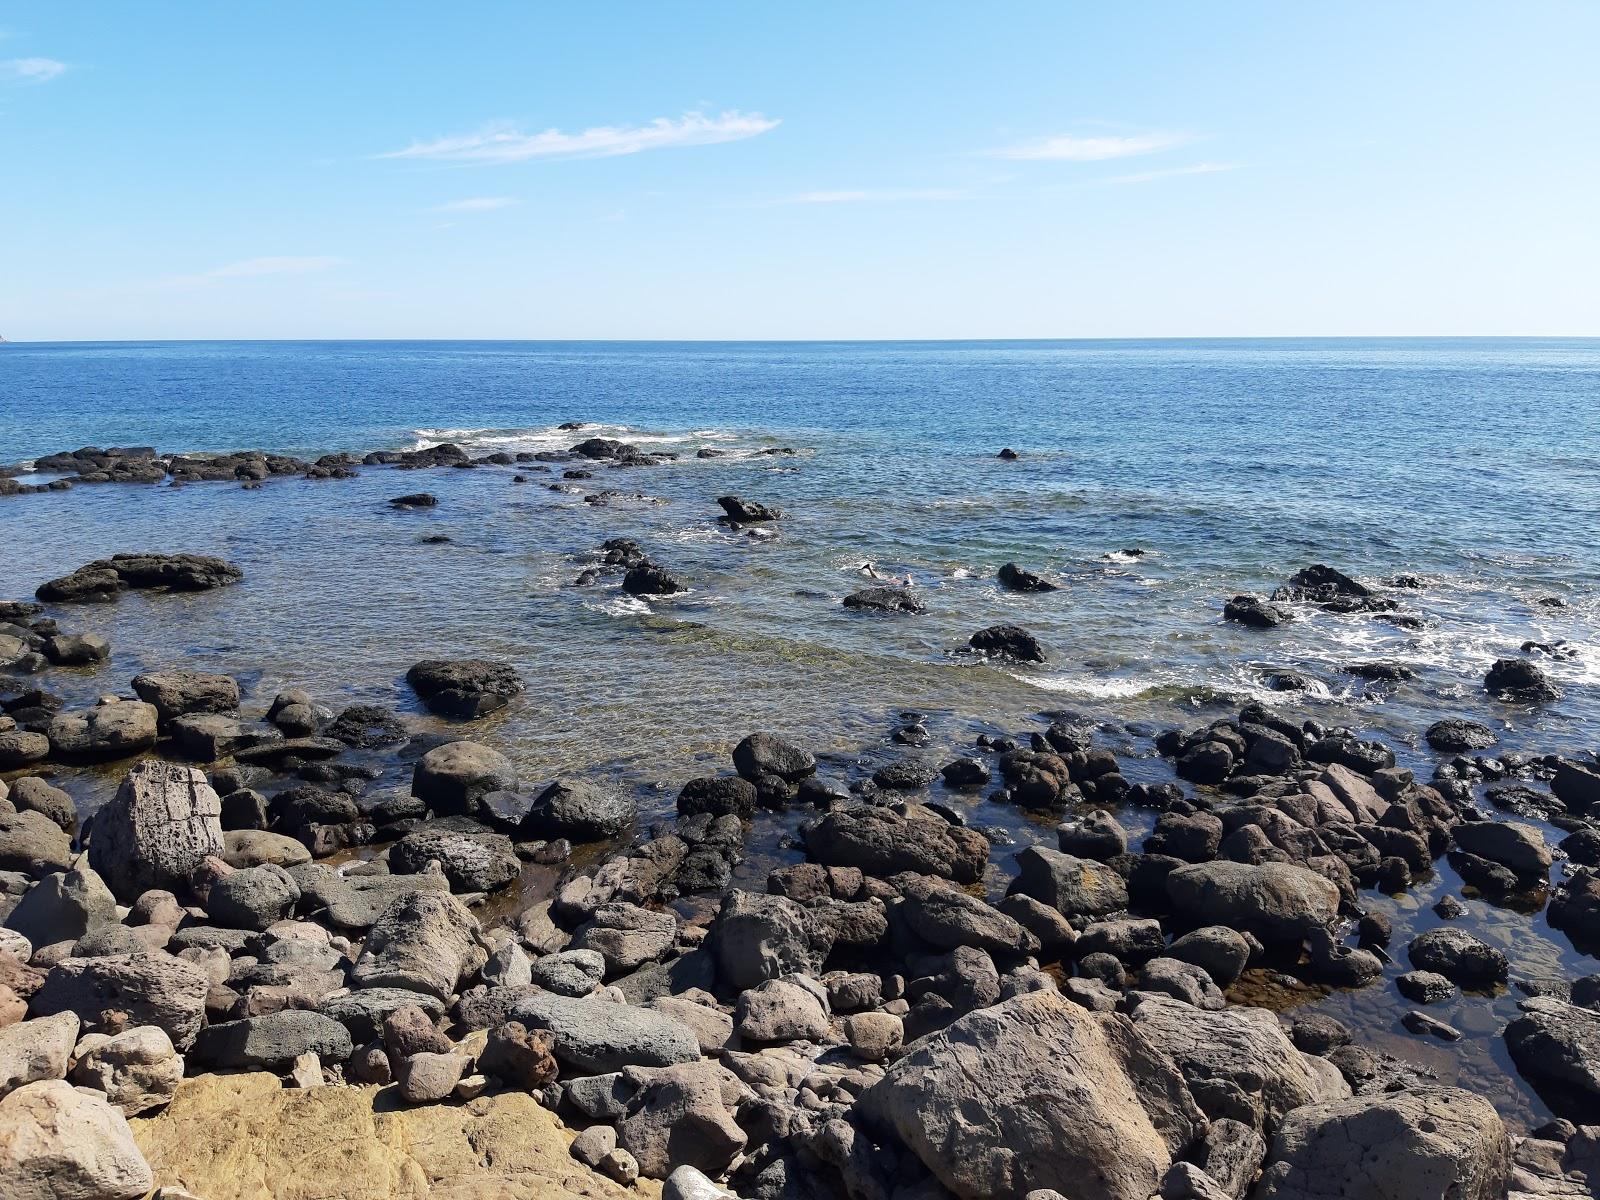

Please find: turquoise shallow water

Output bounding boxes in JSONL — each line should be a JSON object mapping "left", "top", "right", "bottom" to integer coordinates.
{"left": 2, "top": 337, "right": 1599, "bottom": 1125}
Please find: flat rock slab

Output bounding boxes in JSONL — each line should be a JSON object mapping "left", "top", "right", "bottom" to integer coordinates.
{"left": 131, "top": 1072, "right": 656, "bottom": 1200}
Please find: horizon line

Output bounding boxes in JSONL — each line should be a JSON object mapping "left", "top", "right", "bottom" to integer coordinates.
{"left": 5, "top": 334, "right": 1600, "bottom": 346}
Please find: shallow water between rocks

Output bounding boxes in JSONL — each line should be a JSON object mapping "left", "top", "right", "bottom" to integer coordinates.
{"left": 3, "top": 338, "right": 1598, "bottom": 1131}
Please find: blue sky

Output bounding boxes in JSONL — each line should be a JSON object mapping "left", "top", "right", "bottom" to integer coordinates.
{"left": 2, "top": 2, "right": 1598, "bottom": 339}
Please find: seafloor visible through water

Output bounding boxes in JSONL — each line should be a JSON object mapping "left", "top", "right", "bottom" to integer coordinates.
{"left": 2, "top": 337, "right": 1598, "bottom": 1127}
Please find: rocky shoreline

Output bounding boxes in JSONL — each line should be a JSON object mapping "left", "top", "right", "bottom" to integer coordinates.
{"left": 1, "top": 441, "right": 1598, "bottom": 1199}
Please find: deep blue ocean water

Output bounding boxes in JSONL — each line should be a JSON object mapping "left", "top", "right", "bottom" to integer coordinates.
{"left": 2, "top": 337, "right": 1599, "bottom": 1123}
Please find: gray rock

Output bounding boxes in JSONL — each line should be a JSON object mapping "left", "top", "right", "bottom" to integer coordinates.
{"left": 509, "top": 993, "right": 701, "bottom": 1074}
{"left": 901, "top": 876, "right": 1037, "bottom": 955}
{"left": 732, "top": 732, "right": 815, "bottom": 783}
{"left": 529, "top": 949, "right": 606, "bottom": 997}
{"left": 47, "top": 701, "right": 159, "bottom": 761}
{"left": 0, "top": 809, "right": 74, "bottom": 875}
{"left": 405, "top": 658, "right": 523, "bottom": 719}
{"left": 1396, "top": 970, "right": 1455, "bottom": 1004}
{"left": 0, "top": 1011, "right": 79, "bottom": 1099}
{"left": 298, "top": 869, "right": 451, "bottom": 931}
{"left": 1011, "top": 846, "right": 1129, "bottom": 918}
{"left": 1129, "top": 993, "right": 1347, "bottom": 1133}
{"left": 571, "top": 901, "right": 677, "bottom": 976}
{"left": 0, "top": 731, "right": 50, "bottom": 770}
{"left": 317, "top": 987, "right": 446, "bottom": 1042}
{"left": 663, "top": 1166, "right": 738, "bottom": 1200}
{"left": 1407, "top": 927, "right": 1509, "bottom": 987}
{"left": 805, "top": 805, "right": 988, "bottom": 883}
{"left": 1166, "top": 926, "right": 1253, "bottom": 987}
{"left": 1138, "top": 958, "right": 1225, "bottom": 1010}
{"left": 192, "top": 1009, "right": 353, "bottom": 1069}
{"left": 69, "top": 1025, "right": 183, "bottom": 1114}
{"left": 861, "top": 989, "right": 1203, "bottom": 1200}
{"left": 409, "top": 741, "right": 518, "bottom": 816}
{"left": 527, "top": 778, "right": 635, "bottom": 842}
{"left": 1452, "top": 820, "right": 1552, "bottom": 880}
{"left": 479, "top": 940, "right": 532, "bottom": 988}
{"left": 221, "top": 829, "right": 310, "bottom": 869}
{"left": 735, "top": 977, "right": 829, "bottom": 1042}
{"left": 87, "top": 760, "right": 224, "bottom": 902}
{"left": 396, "top": 1050, "right": 469, "bottom": 1102}
{"left": 130, "top": 671, "right": 240, "bottom": 725}
{"left": 350, "top": 890, "right": 487, "bottom": 1000}
{"left": 1504, "top": 997, "right": 1600, "bottom": 1120}
{"left": 167, "top": 713, "right": 259, "bottom": 761}
{"left": 617, "top": 1059, "right": 747, "bottom": 1180}
{"left": 8, "top": 777, "right": 77, "bottom": 833}
{"left": 1255, "top": 1086, "right": 1509, "bottom": 1200}
{"left": 1165, "top": 861, "right": 1339, "bottom": 942}
{"left": 390, "top": 825, "right": 520, "bottom": 893}
{"left": 31, "top": 953, "right": 209, "bottom": 1050}
{"left": 711, "top": 889, "right": 829, "bottom": 992}
{"left": 206, "top": 863, "right": 301, "bottom": 930}
{"left": 4, "top": 863, "right": 118, "bottom": 948}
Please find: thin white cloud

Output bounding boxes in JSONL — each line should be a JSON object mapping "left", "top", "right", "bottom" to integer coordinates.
{"left": 1101, "top": 162, "right": 1238, "bottom": 185}
{"left": 1, "top": 57, "right": 67, "bottom": 84}
{"left": 431, "top": 196, "right": 519, "bottom": 212}
{"left": 778, "top": 187, "right": 970, "bottom": 205}
{"left": 992, "top": 132, "right": 1187, "bottom": 162}
{"left": 382, "top": 110, "right": 779, "bottom": 164}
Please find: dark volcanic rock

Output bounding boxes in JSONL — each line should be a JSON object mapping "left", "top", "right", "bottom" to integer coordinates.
{"left": 805, "top": 806, "right": 987, "bottom": 883}
{"left": 405, "top": 659, "right": 523, "bottom": 718}
{"left": 968, "top": 624, "right": 1045, "bottom": 663}
{"left": 388, "top": 492, "right": 438, "bottom": 508}
{"left": 622, "top": 565, "right": 684, "bottom": 596}
{"left": 732, "top": 732, "right": 815, "bottom": 783}
{"left": 997, "top": 563, "right": 1058, "bottom": 592}
{"left": 37, "top": 553, "right": 243, "bottom": 602}
{"left": 1425, "top": 718, "right": 1497, "bottom": 752}
{"left": 677, "top": 776, "right": 757, "bottom": 820}
{"left": 527, "top": 778, "right": 635, "bottom": 841}
{"left": 1484, "top": 658, "right": 1559, "bottom": 703}
{"left": 843, "top": 587, "right": 925, "bottom": 614}
{"left": 716, "top": 496, "right": 780, "bottom": 523}
{"left": 1223, "top": 595, "right": 1291, "bottom": 628}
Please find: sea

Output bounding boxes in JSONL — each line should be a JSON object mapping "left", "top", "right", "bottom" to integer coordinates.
{"left": 2, "top": 337, "right": 1599, "bottom": 1125}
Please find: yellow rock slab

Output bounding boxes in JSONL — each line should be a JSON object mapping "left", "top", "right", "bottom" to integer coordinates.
{"left": 130, "top": 1073, "right": 658, "bottom": 1200}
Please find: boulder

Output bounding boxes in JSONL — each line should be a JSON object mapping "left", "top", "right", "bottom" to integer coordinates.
{"left": 1484, "top": 657, "right": 1559, "bottom": 703}
{"left": 1503, "top": 997, "right": 1600, "bottom": 1120}
{"left": 349, "top": 891, "right": 486, "bottom": 1000}
{"left": 508, "top": 994, "right": 700, "bottom": 1075}
{"left": 677, "top": 776, "right": 757, "bottom": 820}
{"left": 1011, "top": 846, "right": 1128, "bottom": 918}
{"left": 1165, "top": 927, "right": 1253, "bottom": 987}
{"left": 42, "top": 633, "right": 110, "bottom": 666}
{"left": 130, "top": 671, "right": 239, "bottom": 726}
{"left": 47, "top": 702, "right": 159, "bottom": 761}
{"left": 842, "top": 586, "right": 926, "bottom": 614}
{"left": 1452, "top": 821, "right": 1551, "bottom": 881}
{"left": 0, "top": 810, "right": 74, "bottom": 875}
{"left": 805, "top": 806, "right": 988, "bottom": 883}
{"left": 861, "top": 989, "right": 1203, "bottom": 1200}
{"left": 1165, "top": 861, "right": 1339, "bottom": 942}
{"left": 1223, "top": 595, "right": 1291, "bottom": 628}
{"left": 8, "top": 778, "right": 78, "bottom": 834}
{"left": 390, "top": 825, "right": 520, "bottom": 893}
{"left": 206, "top": 863, "right": 302, "bottom": 930}
{"left": 1254, "top": 1086, "right": 1509, "bottom": 1200}
{"left": 716, "top": 495, "right": 780, "bottom": 523}
{"left": 1424, "top": 719, "right": 1497, "bottom": 753}
{"left": 732, "top": 733, "right": 815, "bottom": 783}
{"left": 0, "top": 1079, "right": 152, "bottom": 1199}
{"left": 711, "top": 890, "right": 829, "bottom": 992}
{"left": 410, "top": 741, "right": 518, "bottom": 815}
{"left": 1129, "top": 994, "right": 1345, "bottom": 1132}
{"left": 396, "top": 1051, "right": 469, "bottom": 1103}
{"left": 570, "top": 903, "right": 677, "bottom": 977}
{"left": 969, "top": 624, "right": 1046, "bottom": 663}
{"left": 901, "top": 876, "right": 1036, "bottom": 955}
{"left": 617, "top": 1059, "right": 747, "bottom": 1180}
{"left": 88, "top": 760, "right": 224, "bottom": 901}
{"left": 478, "top": 1020, "right": 558, "bottom": 1090}
{"left": 734, "top": 977, "right": 829, "bottom": 1042}
{"left": 526, "top": 778, "right": 634, "bottom": 842}
{"left": 192, "top": 1010, "right": 353, "bottom": 1070}
{"left": 0, "top": 731, "right": 50, "bottom": 770}
{"left": 69, "top": 1025, "right": 183, "bottom": 1114}
{"left": 0, "top": 1011, "right": 78, "bottom": 1099}
{"left": 1407, "top": 928, "right": 1509, "bottom": 987}
{"left": 529, "top": 949, "right": 606, "bottom": 997}
{"left": 997, "top": 562, "right": 1057, "bottom": 592}
{"left": 4, "top": 863, "right": 118, "bottom": 949}
{"left": 221, "top": 830, "right": 310, "bottom": 870}
{"left": 405, "top": 659, "right": 523, "bottom": 719}
{"left": 30, "top": 954, "right": 209, "bottom": 1050}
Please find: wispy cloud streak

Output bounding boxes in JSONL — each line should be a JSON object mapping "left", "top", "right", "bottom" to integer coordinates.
{"left": 1, "top": 57, "right": 67, "bottom": 84}
{"left": 991, "top": 132, "right": 1186, "bottom": 161}
{"left": 383, "top": 110, "right": 778, "bottom": 164}
{"left": 431, "top": 196, "right": 519, "bottom": 212}
{"left": 1101, "top": 162, "right": 1237, "bottom": 185}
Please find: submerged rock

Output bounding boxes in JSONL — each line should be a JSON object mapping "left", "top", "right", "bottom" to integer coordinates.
{"left": 405, "top": 659, "right": 523, "bottom": 719}
{"left": 997, "top": 562, "right": 1058, "bottom": 592}
{"left": 842, "top": 586, "right": 925, "bottom": 614}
